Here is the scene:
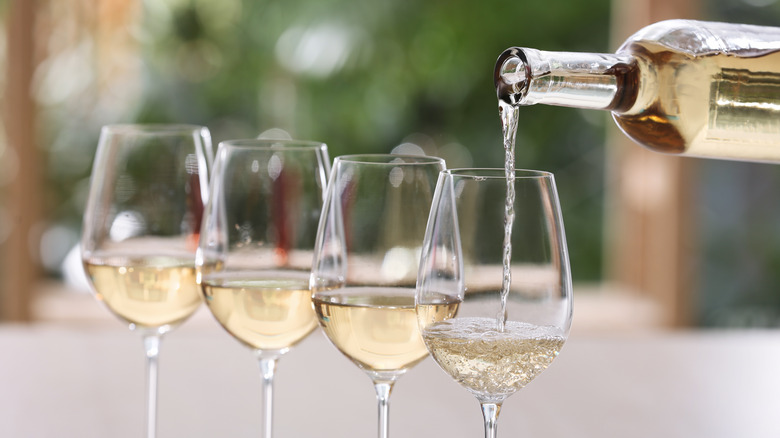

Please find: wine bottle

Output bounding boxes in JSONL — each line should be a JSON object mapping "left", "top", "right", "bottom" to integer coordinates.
{"left": 495, "top": 20, "right": 780, "bottom": 162}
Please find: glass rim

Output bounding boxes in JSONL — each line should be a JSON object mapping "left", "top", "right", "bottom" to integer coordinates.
{"left": 443, "top": 168, "right": 553, "bottom": 179}
{"left": 334, "top": 153, "right": 445, "bottom": 165}
{"left": 218, "top": 138, "right": 328, "bottom": 151}
{"left": 101, "top": 123, "right": 208, "bottom": 136}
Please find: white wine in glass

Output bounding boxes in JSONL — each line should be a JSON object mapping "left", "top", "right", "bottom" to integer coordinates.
{"left": 197, "top": 139, "right": 330, "bottom": 438}
{"left": 311, "top": 154, "right": 449, "bottom": 438}
{"left": 312, "top": 287, "right": 459, "bottom": 373}
{"left": 84, "top": 256, "right": 201, "bottom": 328}
{"left": 200, "top": 275, "right": 315, "bottom": 351}
{"left": 81, "top": 124, "right": 213, "bottom": 438}
{"left": 416, "top": 168, "right": 572, "bottom": 438}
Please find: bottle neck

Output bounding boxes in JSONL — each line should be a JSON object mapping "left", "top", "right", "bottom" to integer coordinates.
{"left": 494, "top": 47, "right": 637, "bottom": 112}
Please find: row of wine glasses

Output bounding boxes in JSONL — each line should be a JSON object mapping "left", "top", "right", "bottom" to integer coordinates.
{"left": 80, "top": 124, "right": 572, "bottom": 438}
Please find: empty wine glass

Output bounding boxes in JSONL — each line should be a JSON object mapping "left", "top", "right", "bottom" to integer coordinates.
{"left": 310, "top": 154, "right": 449, "bottom": 438}
{"left": 81, "top": 124, "right": 213, "bottom": 438}
{"left": 416, "top": 169, "right": 573, "bottom": 438}
{"left": 196, "top": 139, "right": 330, "bottom": 438}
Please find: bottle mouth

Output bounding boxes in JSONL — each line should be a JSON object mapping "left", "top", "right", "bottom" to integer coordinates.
{"left": 494, "top": 47, "right": 530, "bottom": 105}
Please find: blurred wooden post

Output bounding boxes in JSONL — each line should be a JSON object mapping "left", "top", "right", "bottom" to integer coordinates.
{"left": 1, "top": 0, "right": 40, "bottom": 321}
{"left": 604, "top": 0, "right": 701, "bottom": 327}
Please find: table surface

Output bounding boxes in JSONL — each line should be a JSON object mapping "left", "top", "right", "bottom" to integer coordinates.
{"left": 2, "top": 305, "right": 780, "bottom": 438}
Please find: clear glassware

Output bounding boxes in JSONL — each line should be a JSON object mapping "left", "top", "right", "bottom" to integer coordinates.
{"left": 81, "top": 124, "right": 213, "bottom": 438}
{"left": 310, "top": 154, "right": 448, "bottom": 438}
{"left": 197, "top": 139, "right": 330, "bottom": 438}
{"left": 416, "top": 168, "right": 573, "bottom": 438}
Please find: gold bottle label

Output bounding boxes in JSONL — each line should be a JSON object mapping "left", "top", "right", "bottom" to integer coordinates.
{"left": 708, "top": 68, "right": 780, "bottom": 145}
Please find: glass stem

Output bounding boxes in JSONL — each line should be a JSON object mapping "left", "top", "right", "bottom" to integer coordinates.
{"left": 258, "top": 356, "right": 278, "bottom": 438}
{"left": 374, "top": 381, "right": 394, "bottom": 438}
{"left": 143, "top": 335, "right": 161, "bottom": 438}
{"left": 480, "top": 402, "right": 502, "bottom": 438}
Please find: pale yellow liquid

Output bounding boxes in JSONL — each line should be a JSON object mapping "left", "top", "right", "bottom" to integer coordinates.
{"left": 422, "top": 317, "right": 564, "bottom": 402}
{"left": 615, "top": 42, "right": 780, "bottom": 161}
{"left": 312, "top": 287, "right": 458, "bottom": 373}
{"left": 201, "top": 275, "right": 317, "bottom": 351}
{"left": 84, "top": 258, "right": 202, "bottom": 329}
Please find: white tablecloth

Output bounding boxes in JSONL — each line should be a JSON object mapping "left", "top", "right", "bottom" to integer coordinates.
{"left": 2, "top": 307, "right": 780, "bottom": 438}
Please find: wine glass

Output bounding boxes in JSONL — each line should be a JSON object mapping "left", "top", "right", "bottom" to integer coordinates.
{"left": 416, "top": 169, "right": 573, "bottom": 438}
{"left": 310, "top": 154, "right": 448, "bottom": 438}
{"left": 196, "top": 139, "right": 330, "bottom": 438}
{"left": 81, "top": 124, "right": 213, "bottom": 438}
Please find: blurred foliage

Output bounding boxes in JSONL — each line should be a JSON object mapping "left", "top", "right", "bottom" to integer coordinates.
{"left": 39, "top": 0, "right": 612, "bottom": 283}
{"left": 125, "top": 0, "right": 780, "bottom": 326}
{"left": 18, "top": 0, "right": 780, "bottom": 328}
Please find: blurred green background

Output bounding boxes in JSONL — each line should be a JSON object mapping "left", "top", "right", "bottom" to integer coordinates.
{"left": 24, "top": 0, "right": 615, "bottom": 284}
{"left": 4, "top": 0, "right": 780, "bottom": 326}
